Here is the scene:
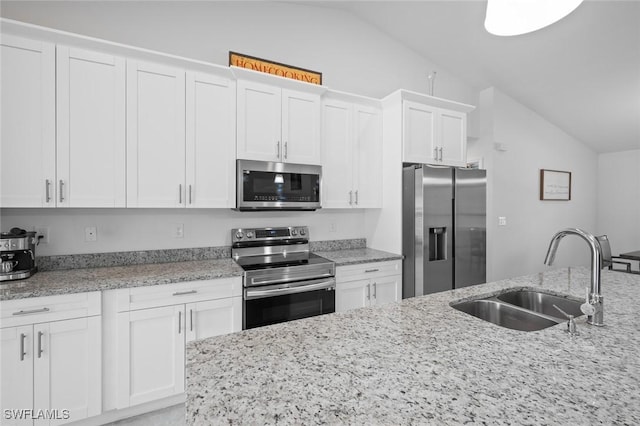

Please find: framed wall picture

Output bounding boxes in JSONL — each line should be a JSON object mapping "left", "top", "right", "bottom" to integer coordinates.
{"left": 540, "top": 169, "right": 572, "bottom": 201}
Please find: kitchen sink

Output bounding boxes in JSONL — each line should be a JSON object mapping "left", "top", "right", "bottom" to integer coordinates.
{"left": 450, "top": 288, "right": 584, "bottom": 332}
{"left": 497, "top": 289, "right": 582, "bottom": 319}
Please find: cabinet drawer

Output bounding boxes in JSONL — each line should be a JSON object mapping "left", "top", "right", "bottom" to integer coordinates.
{"left": 0, "top": 292, "right": 101, "bottom": 328}
{"left": 336, "top": 260, "right": 401, "bottom": 282}
{"left": 116, "top": 277, "right": 242, "bottom": 312}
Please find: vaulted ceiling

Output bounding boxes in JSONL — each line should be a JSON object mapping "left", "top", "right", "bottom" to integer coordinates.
{"left": 313, "top": 1, "right": 640, "bottom": 154}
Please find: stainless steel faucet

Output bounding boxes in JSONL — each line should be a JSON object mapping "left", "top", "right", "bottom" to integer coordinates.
{"left": 544, "top": 228, "right": 604, "bottom": 326}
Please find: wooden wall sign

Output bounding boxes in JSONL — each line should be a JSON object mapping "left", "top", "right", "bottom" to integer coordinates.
{"left": 229, "top": 51, "right": 322, "bottom": 85}
{"left": 540, "top": 169, "right": 572, "bottom": 201}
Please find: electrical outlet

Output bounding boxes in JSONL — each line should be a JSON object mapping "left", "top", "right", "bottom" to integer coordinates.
{"left": 498, "top": 216, "right": 507, "bottom": 226}
{"left": 329, "top": 223, "right": 337, "bottom": 233}
{"left": 173, "top": 223, "right": 184, "bottom": 238}
{"left": 35, "top": 227, "right": 50, "bottom": 244}
{"left": 85, "top": 226, "right": 98, "bottom": 242}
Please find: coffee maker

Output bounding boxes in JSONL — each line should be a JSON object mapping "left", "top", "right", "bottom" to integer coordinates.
{"left": 0, "top": 228, "right": 38, "bottom": 281}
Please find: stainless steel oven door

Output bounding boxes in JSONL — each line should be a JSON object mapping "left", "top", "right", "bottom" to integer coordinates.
{"left": 243, "top": 277, "right": 335, "bottom": 329}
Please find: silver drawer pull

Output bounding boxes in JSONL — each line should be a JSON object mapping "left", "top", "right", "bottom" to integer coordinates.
{"left": 12, "top": 307, "right": 50, "bottom": 316}
{"left": 173, "top": 290, "right": 197, "bottom": 296}
{"left": 38, "top": 331, "right": 44, "bottom": 358}
{"left": 20, "top": 333, "right": 26, "bottom": 361}
{"left": 364, "top": 269, "right": 379, "bottom": 273}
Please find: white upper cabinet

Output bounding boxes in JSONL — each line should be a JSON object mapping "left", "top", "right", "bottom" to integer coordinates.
{"left": 353, "top": 104, "right": 382, "bottom": 208}
{"left": 322, "top": 92, "right": 382, "bottom": 208}
{"left": 185, "top": 72, "right": 236, "bottom": 208}
{"left": 127, "top": 61, "right": 186, "bottom": 207}
{"left": 402, "top": 101, "right": 436, "bottom": 164}
{"left": 235, "top": 70, "right": 323, "bottom": 165}
{"left": 236, "top": 80, "right": 282, "bottom": 162}
{"left": 0, "top": 35, "right": 55, "bottom": 207}
{"left": 280, "top": 89, "right": 321, "bottom": 164}
{"left": 56, "top": 46, "right": 126, "bottom": 207}
{"left": 390, "top": 90, "right": 474, "bottom": 167}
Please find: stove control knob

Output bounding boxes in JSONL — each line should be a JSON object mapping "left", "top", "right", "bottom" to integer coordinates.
{"left": 246, "top": 231, "right": 254, "bottom": 239}
{"left": 291, "top": 229, "right": 298, "bottom": 236}
{"left": 235, "top": 231, "right": 244, "bottom": 240}
{"left": 299, "top": 228, "right": 306, "bottom": 236}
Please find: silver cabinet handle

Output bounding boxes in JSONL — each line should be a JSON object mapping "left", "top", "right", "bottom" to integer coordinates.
{"left": 276, "top": 141, "right": 281, "bottom": 159}
{"left": 364, "top": 269, "right": 379, "bottom": 273}
{"left": 434, "top": 147, "right": 438, "bottom": 160}
{"left": 179, "top": 184, "right": 183, "bottom": 204}
{"left": 59, "top": 180, "right": 65, "bottom": 202}
{"left": 20, "top": 333, "right": 26, "bottom": 361}
{"left": 173, "top": 290, "right": 197, "bottom": 296}
{"left": 439, "top": 147, "right": 443, "bottom": 161}
{"left": 45, "top": 179, "right": 51, "bottom": 203}
{"left": 178, "top": 311, "right": 182, "bottom": 334}
{"left": 284, "top": 142, "right": 288, "bottom": 160}
{"left": 349, "top": 191, "right": 353, "bottom": 205}
{"left": 373, "top": 282, "right": 377, "bottom": 299}
{"left": 12, "top": 307, "right": 50, "bottom": 316}
{"left": 366, "top": 283, "right": 371, "bottom": 300}
{"left": 190, "top": 309, "right": 194, "bottom": 332}
{"left": 355, "top": 190, "right": 359, "bottom": 205}
{"left": 38, "top": 331, "right": 44, "bottom": 358}
{"left": 188, "top": 185, "right": 192, "bottom": 205}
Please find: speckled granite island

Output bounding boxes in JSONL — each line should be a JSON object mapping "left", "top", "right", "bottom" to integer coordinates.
{"left": 186, "top": 267, "right": 640, "bottom": 425}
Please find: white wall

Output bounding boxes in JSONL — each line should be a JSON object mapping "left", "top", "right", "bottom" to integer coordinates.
{"left": 0, "top": 1, "right": 479, "bottom": 256}
{"left": 0, "top": 208, "right": 368, "bottom": 256}
{"left": 0, "top": 1, "right": 477, "bottom": 104}
{"left": 469, "top": 87, "right": 599, "bottom": 281}
{"left": 596, "top": 150, "right": 640, "bottom": 255}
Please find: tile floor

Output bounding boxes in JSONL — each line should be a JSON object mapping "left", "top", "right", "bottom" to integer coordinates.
{"left": 107, "top": 404, "right": 185, "bottom": 426}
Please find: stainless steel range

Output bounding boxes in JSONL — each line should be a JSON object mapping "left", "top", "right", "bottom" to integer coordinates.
{"left": 232, "top": 226, "right": 336, "bottom": 329}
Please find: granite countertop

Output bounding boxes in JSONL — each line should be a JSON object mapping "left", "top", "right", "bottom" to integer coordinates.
{"left": 0, "top": 258, "right": 243, "bottom": 301}
{"left": 186, "top": 267, "right": 640, "bottom": 425}
{"left": 0, "top": 246, "right": 399, "bottom": 301}
{"left": 313, "top": 247, "right": 402, "bottom": 266}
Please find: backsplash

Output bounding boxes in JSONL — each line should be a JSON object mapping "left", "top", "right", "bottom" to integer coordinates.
{"left": 37, "top": 238, "right": 367, "bottom": 271}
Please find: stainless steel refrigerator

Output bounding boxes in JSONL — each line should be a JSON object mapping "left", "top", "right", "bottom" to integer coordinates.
{"left": 402, "top": 164, "right": 486, "bottom": 298}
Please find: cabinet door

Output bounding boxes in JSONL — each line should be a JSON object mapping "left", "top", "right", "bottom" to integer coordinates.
{"left": 321, "top": 100, "right": 353, "bottom": 208}
{"left": 335, "top": 280, "right": 370, "bottom": 313}
{"left": 127, "top": 61, "right": 186, "bottom": 207}
{"left": 353, "top": 105, "right": 382, "bottom": 208}
{"left": 33, "top": 317, "right": 101, "bottom": 425}
{"left": 56, "top": 47, "right": 126, "bottom": 208}
{"left": 236, "top": 80, "right": 282, "bottom": 162}
{"left": 1, "top": 326, "right": 33, "bottom": 425}
{"left": 186, "top": 72, "right": 236, "bottom": 208}
{"left": 185, "top": 297, "right": 241, "bottom": 343}
{"left": 0, "top": 35, "right": 55, "bottom": 207}
{"left": 438, "top": 110, "right": 467, "bottom": 167}
{"left": 116, "top": 305, "right": 184, "bottom": 408}
{"left": 281, "top": 89, "right": 321, "bottom": 165}
{"left": 402, "top": 100, "right": 437, "bottom": 164}
{"left": 371, "top": 275, "right": 402, "bottom": 307}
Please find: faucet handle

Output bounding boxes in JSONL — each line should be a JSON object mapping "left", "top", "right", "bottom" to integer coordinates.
{"left": 580, "top": 287, "right": 596, "bottom": 316}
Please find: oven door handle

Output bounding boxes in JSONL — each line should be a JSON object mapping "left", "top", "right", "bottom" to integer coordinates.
{"left": 245, "top": 278, "right": 335, "bottom": 300}
{"left": 249, "top": 272, "right": 334, "bottom": 286}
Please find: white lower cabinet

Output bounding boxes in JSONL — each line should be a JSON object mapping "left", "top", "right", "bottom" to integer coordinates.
{"left": 335, "top": 260, "right": 402, "bottom": 313}
{"left": 0, "top": 293, "right": 101, "bottom": 426}
{"left": 114, "top": 278, "right": 241, "bottom": 409}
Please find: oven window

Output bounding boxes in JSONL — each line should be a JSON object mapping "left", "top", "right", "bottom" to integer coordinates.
{"left": 242, "top": 171, "right": 320, "bottom": 203}
{"left": 244, "top": 289, "right": 335, "bottom": 329}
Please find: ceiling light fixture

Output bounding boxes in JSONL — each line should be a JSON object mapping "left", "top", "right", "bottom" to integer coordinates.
{"left": 485, "top": 0, "right": 584, "bottom": 36}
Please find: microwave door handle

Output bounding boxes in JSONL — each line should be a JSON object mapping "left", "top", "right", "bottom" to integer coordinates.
{"left": 245, "top": 279, "right": 335, "bottom": 300}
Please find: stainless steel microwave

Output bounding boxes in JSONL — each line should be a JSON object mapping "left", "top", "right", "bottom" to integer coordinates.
{"left": 235, "top": 160, "right": 322, "bottom": 211}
